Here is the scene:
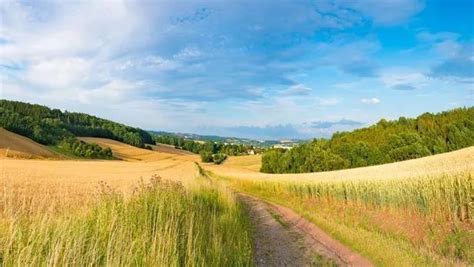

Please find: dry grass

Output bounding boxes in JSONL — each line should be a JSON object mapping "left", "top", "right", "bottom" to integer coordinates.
{"left": 0, "top": 176, "right": 254, "bottom": 266}
{"left": 0, "top": 136, "right": 253, "bottom": 265}
{"left": 208, "top": 147, "right": 474, "bottom": 266}
{"left": 218, "top": 154, "right": 262, "bottom": 172}
{"left": 0, "top": 128, "right": 59, "bottom": 159}
{"left": 78, "top": 137, "right": 199, "bottom": 162}
{"left": 0, "top": 137, "right": 201, "bottom": 210}
{"left": 151, "top": 143, "right": 196, "bottom": 155}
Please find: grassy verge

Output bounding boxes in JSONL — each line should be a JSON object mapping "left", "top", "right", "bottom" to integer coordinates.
{"left": 219, "top": 172, "right": 473, "bottom": 266}
{"left": 0, "top": 176, "right": 253, "bottom": 266}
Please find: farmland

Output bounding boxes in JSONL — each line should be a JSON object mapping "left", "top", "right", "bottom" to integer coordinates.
{"left": 202, "top": 147, "right": 474, "bottom": 265}
{"left": 2, "top": 1, "right": 472, "bottom": 265}
{"left": 0, "top": 129, "right": 472, "bottom": 265}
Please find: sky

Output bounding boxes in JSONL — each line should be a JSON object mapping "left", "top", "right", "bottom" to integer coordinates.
{"left": 0, "top": 0, "right": 473, "bottom": 140}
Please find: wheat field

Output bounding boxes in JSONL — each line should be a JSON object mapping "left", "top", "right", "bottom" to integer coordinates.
{"left": 205, "top": 146, "right": 474, "bottom": 182}
{"left": 0, "top": 136, "right": 253, "bottom": 265}
{"left": 209, "top": 147, "right": 474, "bottom": 266}
{"left": 1, "top": 132, "right": 473, "bottom": 266}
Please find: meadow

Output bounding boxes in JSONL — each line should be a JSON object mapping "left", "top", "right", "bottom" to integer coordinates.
{"left": 0, "top": 175, "right": 253, "bottom": 266}
{"left": 220, "top": 172, "right": 473, "bottom": 266}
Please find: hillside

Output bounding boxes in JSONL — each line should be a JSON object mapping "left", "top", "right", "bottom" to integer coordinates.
{"left": 262, "top": 107, "right": 474, "bottom": 173}
{"left": 79, "top": 137, "right": 199, "bottom": 162}
{"left": 0, "top": 128, "right": 59, "bottom": 159}
{"left": 0, "top": 100, "right": 153, "bottom": 148}
{"left": 150, "top": 143, "right": 196, "bottom": 156}
{"left": 205, "top": 146, "right": 474, "bottom": 182}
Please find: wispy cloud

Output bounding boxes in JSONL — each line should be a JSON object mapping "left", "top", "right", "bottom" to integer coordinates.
{"left": 280, "top": 84, "right": 312, "bottom": 96}
{"left": 361, "top": 98, "right": 381, "bottom": 104}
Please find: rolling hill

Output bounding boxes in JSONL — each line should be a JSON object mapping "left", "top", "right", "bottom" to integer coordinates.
{"left": 205, "top": 146, "right": 474, "bottom": 182}
{"left": 78, "top": 137, "right": 199, "bottom": 162}
{"left": 0, "top": 128, "right": 59, "bottom": 159}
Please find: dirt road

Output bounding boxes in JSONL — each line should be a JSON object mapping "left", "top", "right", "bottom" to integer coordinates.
{"left": 239, "top": 194, "right": 372, "bottom": 267}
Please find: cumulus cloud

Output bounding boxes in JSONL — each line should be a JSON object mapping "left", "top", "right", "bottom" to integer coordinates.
{"left": 361, "top": 97, "right": 380, "bottom": 104}
{"left": 0, "top": 0, "right": 434, "bottom": 135}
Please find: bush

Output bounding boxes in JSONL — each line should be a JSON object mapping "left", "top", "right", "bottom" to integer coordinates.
{"left": 200, "top": 150, "right": 213, "bottom": 163}
{"left": 212, "top": 153, "right": 227, "bottom": 164}
{"left": 58, "top": 137, "right": 113, "bottom": 159}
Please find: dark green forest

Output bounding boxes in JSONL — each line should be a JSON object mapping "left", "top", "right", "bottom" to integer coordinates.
{"left": 261, "top": 107, "right": 474, "bottom": 173}
{"left": 154, "top": 135, "right": 258, "bottom": 164}
{"left": 0, "top": 100, "right": 153, "bottom": 158}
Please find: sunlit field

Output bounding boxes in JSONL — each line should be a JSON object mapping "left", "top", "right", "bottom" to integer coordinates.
{"left": 0, "top": 174, "right": 253, "bottom": 266}
{"left": 205, "top": 147, "right": 474, "bottom": 266}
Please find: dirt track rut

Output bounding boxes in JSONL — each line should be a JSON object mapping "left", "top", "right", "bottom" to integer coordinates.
{"left": 239, "top": 194, "right": 373, "bottom": 267}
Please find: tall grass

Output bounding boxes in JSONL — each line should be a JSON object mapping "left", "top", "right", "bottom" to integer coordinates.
{"left": 0, "top": 176, "right": 253, "bottom": 266}
{"left": 229, "top": 172, "right": 473, "bottom": 266}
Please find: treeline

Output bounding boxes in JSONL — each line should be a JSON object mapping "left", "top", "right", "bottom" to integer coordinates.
{"left": 0, "top": 100, "right": 153, "bottom": 148}
{"left": 261, "top": 107, "right": 474, "bottom": 173}
{"left": 58, "top": 137, "right": 113, "bottom": 159}
{"left": 154, "top": 135, "right": 258, "bottom": 164}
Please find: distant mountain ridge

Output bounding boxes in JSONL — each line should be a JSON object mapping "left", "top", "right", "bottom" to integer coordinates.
{"left": 149, "top": 130, "right": 305, "bottom": 148}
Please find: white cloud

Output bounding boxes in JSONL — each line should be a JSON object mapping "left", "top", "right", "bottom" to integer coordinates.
{"left": 361, "top": 97, "right": 380, "bottom": 104}
{"left": 26, "top": 57, "right": 92, "bottom": 88}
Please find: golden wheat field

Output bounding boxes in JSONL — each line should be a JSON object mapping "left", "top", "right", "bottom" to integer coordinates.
{"left": 1, "top": 135, "right": 201, "bottom": 215}
{"left": 0, "top": 128, "right": 60, "bottom": 159}
{"left": 0, "top": 133, "right": 254, "bottom": 265}
{"left": 204, "top": 146, "right": 474, "bottom": 182}
{"left": 1, "top": 130, "right": 473, "bottom": 265}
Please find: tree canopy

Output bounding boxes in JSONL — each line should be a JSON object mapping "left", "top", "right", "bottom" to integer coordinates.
{"left": 0, "top": 100, "right": 153, "bottom": 148}
{"left": 261, "top": 107, "right": 474, "bottom": 173}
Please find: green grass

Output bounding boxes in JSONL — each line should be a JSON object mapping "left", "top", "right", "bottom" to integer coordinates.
{"left": 0, "top": 176, "right": 253, "bottom": 266}
{"left": 223, "top": 172, "right": 473, "bottom": 266}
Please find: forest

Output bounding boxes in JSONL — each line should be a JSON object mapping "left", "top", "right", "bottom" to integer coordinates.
{"left": 261, "top": 107, "right": 474, "bottom": 173}
{"left": 0, "top": 100, "right": 153, "bottom": 147}
{"left": 0, "top": 100, "right": 153, "bottom": 158}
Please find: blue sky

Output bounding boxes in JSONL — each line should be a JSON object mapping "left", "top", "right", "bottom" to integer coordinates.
{"left": 0, "top": 0, "right": 473, "bottom": 139}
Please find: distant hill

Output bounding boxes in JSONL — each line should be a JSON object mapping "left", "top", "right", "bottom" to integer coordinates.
{"left": 261, "top": 107, "right": 474, "bottom": 173}
{"left": 149, "top": 130, "right": 304, "bottom": 148}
